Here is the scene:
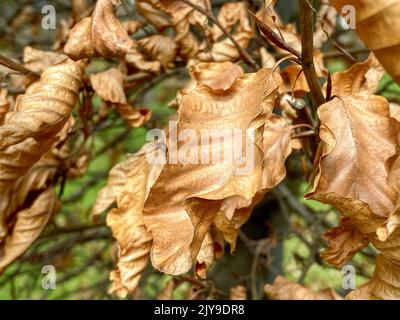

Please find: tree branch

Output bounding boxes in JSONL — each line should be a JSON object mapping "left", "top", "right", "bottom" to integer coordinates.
{"left": 299, "top": 0, "right": 326, "bottom": 107}
{"left": 0, "top": 53, "right": 39, "bottom": 76}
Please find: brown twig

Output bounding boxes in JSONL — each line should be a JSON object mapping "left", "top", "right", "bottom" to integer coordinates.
{"left": 0, "top": 53, "right": 39, "bottom": 76}
{"left": 180, "top": 0, "right": 259, "bottom": 69}
{"left": 299, "top": 0, "right": 326, "bottom": 108}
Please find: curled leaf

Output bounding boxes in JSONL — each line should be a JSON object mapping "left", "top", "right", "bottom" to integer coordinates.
{"left": 306, "top": 96, "right": 400, "bottom": 222}
{"left": 64, "top": 0, "right": 133, "bottom": 60}
{"left": 195, "top": 232, "right": 214, "bottom": 279}
{"left": 230, "top": 285, "right": 247, "bottom": 300}
{"left": 138, "top": 35, "right": 177, "bottom": 71}
{"left": 329, "top": 54, "right": 385, "bottom": 97}
{"left": 116, "top": 104, "right": 151, "bottom": 128}
{"left": 23, "top": 46, "right": 67, "bottom": 73}
{"left": 332, "top": 0, "right": 400, "bottom": 84}
{"left": 90, "top": 68, "right": 126, "bottom": 104}
{"left": 321, "top": 217, "right": 369, "bottom": 267}
{"left": 0, "top": 89, "right": 10, "bottom": 125}
{"left": 0, "top": 188, "right": 60, "bottom": 273}
{"left": 313, "top": 5, "right": 337, "bottom": 49}
{"left": 0, "top": 59, "right": 85, "bottom": 194}
{"left": 346, "top": 254, "right": 400, "bottom": 300}
{"left": 94, "top": 147, "right": 163, "bottom": 297}
{"left": 265, "top": 276, "right": 342, "bottom": 300}
{"left": 143, "top": 68, "right": 282, "bottom": 275}
{"left": 199, "top": 2, "right": 253, "bottom": 62}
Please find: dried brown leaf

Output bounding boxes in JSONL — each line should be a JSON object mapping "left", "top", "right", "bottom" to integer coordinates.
{"left": 95, "top": 146, "right": 163, "bottom": 297}
{"left": 230, "top": 285, "right": 247, "bottom": 300}
{"left": 116, "top": 104, "right": 152, "bottom": 128}
{"left": 138, "top": 35, "right": 177, "bottom": 70}
{"left": 23, "top": 46, "right": 67, "bottom": 73}
{"left": 125, "top": 42, "right": 162, "bottom": 74}
{"left": 143, "top": 68, "right": 282, "bottom": 275}
{"left": 195, "top": 232, "right": 214, "bottom": 279}
{"left": 346, "top": 255, "right": 400, "bottom": 300}
{"left": 199, "top": 2, "right": 252, "bottom": 62}
{"left": 0, "top": 188, "right": 60, "bottom": 273}
{"left": 90, "top": 68, "right": 126, "bottom": 104}
{"left": 135, "top": 0, "right": 171, "bottom": 30}
{"left": 306, "top": 96, "right": 400, "bottom": 224}
{"left": 332, "top": 0, "right": 400, "bottom": 84}
{"left": 330, "top": 54, "right": 385, "bottom": 97}
{"left": 313, "top": 5, "right": 337, "bottom": 49}
{"left": 321, "top": 217, "right": 369, "bottom": 267}
{"left": 265, "top": 276, "right": 342, "bottom": 300}
{"left": 0, "top": 59, "right": 85, "bottom": 194}
{"left": 0, "top": 89, "right": 10, "bottom": 125}
{"left": 64, "top": 0, "right": 133, "bottom": 60}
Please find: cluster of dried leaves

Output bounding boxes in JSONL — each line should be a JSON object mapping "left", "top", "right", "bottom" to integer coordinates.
{"left": 1, "top": 0, "right": 400, "bottom": 300}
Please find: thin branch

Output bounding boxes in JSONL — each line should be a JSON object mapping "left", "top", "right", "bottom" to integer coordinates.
{"left": 39, "top": 223, "right": 107, "bottom": 240}
{"left": 0, "top": 53, "right": 39, "bottom": 76}
{"left": 180, "top": 0, "right": 259, "bottom": 69}
{"left": 299, "top": 0, "right": 326, "bottom": 107}
{"left": 323, "top": 48, "right": 369, "bottom": 59}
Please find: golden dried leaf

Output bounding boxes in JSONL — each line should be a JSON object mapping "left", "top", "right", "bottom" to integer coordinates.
{"left": 214, "top": 114, "right": 292, "bottom": 251}
{"left": 23, "top": 46, "right": 67, "bottom": 73}
{"left": 307, "top": 92, "right": 400, "bottom": 300}
{"left": 90, "top": 68, "right": 126, "bottom": 104}
{"left": 306, "top": 96, "right": 400, "bottom": 224}
{"left": 95, "top": 146, "right": 163, "bottom": 297}
{"left": 116, "top": 104, "right": 152, "bottom": 128}
{"left": 93, "top": 154, "right": 140, "bottom": 219}
{"left": 188, "top": 61, "right": 244, "bottom": 91}
{"left": 260, "top": 47, "right": 276, "bottom": 69}
{"left": 256, "top": 7, "right": 302, "bottom": 55}
{"left": 332, "top": 0, "right": 400, "bottom": 84}
{"left": 230, "top": 285, "right": 247, "bottom": 300}
{"left": 125, "top": 43, "right": 162, "bottom": 74}
{"left": 135, "top": 0, "right": 171, "bottom": 30}
{"left": 265, "top": 276, "right": 342, "bottom": 300}
{"left": 313, "top": 5, "right": 337, "bottom": 49}
{"left": 209, "top": 2, "right": 251, "bottom": 41}
{"left": 143, "top": 0, "right": 210, "bottom": 59}
{"left": 64, "top": 0, "right": 133, "bottom": 60}
{"left": 0, "top": 188, "right": 60, "bottom": 273}
{"left": 261, "top": 114, "right": 293, "bottom": 190}
{"left": 0, "top": 59, "right": 85, "bottom": 195}
{"left": 138, "top": 35, "right": 177, "bottom": 70}
{"left": 0, "top": 89, "right": 10, "bottom": 125}
{"left": 330, "top": 54, "right": 385, "bottom": 97}
{"left": 0, "top": 117, "right": 74, "bottom": 246}
{"left": 171, "top": 61, "right": 244, "bottom": 107}
{"left": 195, "top": 232, "right": 214, "bottom": 279}
{"left": 347, "top": 254, "right": 400, "bottom": 300}
{"left": 199, "top": 2, "right": 252, "bottom": 62}
{"left": 214, "top": 202, "right": 253, "bottom": 253}
{"left": 143, "top": 68, "right": 282, "bottom": 275}
{"left": 321, "top": 217, "right": 369, "bottom": 267}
